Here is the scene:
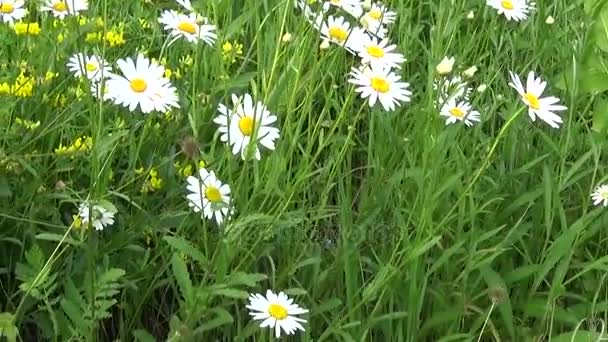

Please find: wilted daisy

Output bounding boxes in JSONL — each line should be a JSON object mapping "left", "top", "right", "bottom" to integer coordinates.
{"left": 591, "top": 184, "right": 608, "bottom": 207}
{"left": 76, "top": 200, "right": 116, "bottom": 231}
{"left": 508, "top": 71, "right": 567, "bottom": 128}
{"left": 362, "top": 2, "right": 396, "bottom": 26}
{"left": 0, "top": 0, "right": 27, "bottom": 24}
{"left": 158, "top": 10, "right": 216, "bottom": 46}
{"left": 186, "top": 168, "right": 231, "bottom": 225}
{"left": 440, "top": 98, "right": 481, "bottom": 126}
{"left": 247, "top": 290, "right": 308, "bottom": 338}
{"left": 320, "top": 16, "right": 364, "bottom": 52}
{"left": 349, "top": 65, "right": 411, "bottom": 111}
{"left": 41, "top": 0, "right": 88, "bottom": 19}
{"left": 90, "top": 81, "right": 112, "bottom": 101}
{"left": 434, "top": 75, "right": 470, "bottom": 103}
{"left": 356, "top": 36, "right": 405, "bottom": 69}
{"left": 486, "top": 0, "right": 534, "bottom": 22}
{"left": 67, "top": 53, "right": 111, "bottom": 81}
{"left": 214, "top": 93, "right": 280, "bottom": 160}
{"left": 105, "top": 54, "right": 179, "bottom": 114}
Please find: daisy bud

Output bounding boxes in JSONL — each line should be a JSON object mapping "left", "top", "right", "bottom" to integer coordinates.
{"left": 545, "top": 16, "right": 555, "bottom": 24}
{"left": 320, "top": 39, "right": 331, "bottom": 50}
{"left": 466, "top": 11, "right": 474, "bottom": 19}
{"left": 463, "top": 66, "right": 478, "bottom": 78}
{"left": 282, "top": 32, "right": 292, "bottom": 43}
{"left": 476, "top": 84, "right": 487, "bottom": 93}
{"left": 362, "top": 0, "right": 372, "bottom": 10}
{"left": 436, "top": 56, "right": 455, "bottom": 76}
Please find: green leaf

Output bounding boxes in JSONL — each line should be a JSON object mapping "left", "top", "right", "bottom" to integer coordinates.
{"left": 133, "top": 329, "right": 156, "bottom": 342}
{"left": 163, "top": 236, "right": 208, "bottom": 267}
{"left": 210, "top": 287, "right": 249, "bottom": 299}
{"left": 552, "top": 330, "right": 605, "bottom": 342}
{"left": 224, "top": 272, "right": 267, "bottom": 287}
{"left": 593, "top": 98, "right": 608, "bottom": 133}
{"left": 193, "top": 308, "right": 234, "bottom": 334}
{"left": 171, "top": 253, "right": 193, "bottom": 303}
{"left": 0, "top": 176, "right": 11, "bottom": 198}
{"left": 0, "top": 312, "right": 17, "bottom": 342}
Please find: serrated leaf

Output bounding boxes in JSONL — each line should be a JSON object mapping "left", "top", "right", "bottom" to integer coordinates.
{"left": 171, "top": 254, "right": 193, "bottom": 303}
{"left": 211, "top": 288, "right": 249, "bottom": 299}
{"left": 163, "top": 236, "right": 208, "bottom": 267}
{"left": 224, "top": 272, "right": 267, "bottom": 287}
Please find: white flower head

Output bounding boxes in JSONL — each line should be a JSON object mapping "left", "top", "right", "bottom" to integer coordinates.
{"left": 436, "top": 56, "right": 455, "bottom": 75}
{"left": 545, "top": 15, "right": 555, "bottom": 24}
{"left": 67, "top": 53, "right": 112, "bottom": 81}
{"left": 356, "top": 36, "right": 405, "bottom": 70}
{"left": 247, "top": 290, "right": 309, "bottom": 338}
{"left": 434, "top": 75, "right": 471, "bottom": 104}
{"left": 591, "top": 184, "right": 608, "bottom": 207}
{"left": 214, "top": 93, "right": 280, "bottom": 160}
{"left": 41, "top": 0, "right": 88, "bottom": 19}
{"left": 320, "top": 16, "right": 365, "bottom": 53}
{"left": 158, "top": 10, "right": 217, "bottom": 46}
{"left": 77, "top": 200, "right": 116, "bottom": 231}
{"left": 0, "top": 0, "right": 27, "bottom": 24}
{"left": 186, "top": 168, "right": 231, "bottom": 225}
{"left": 105, "top": 54, "right": 180, "bottom": 114}
{"left": 486, "top": 0, "right": 534, "bottom": 22}
{"left": 440, "top": 98, "right": 481, "bottom": 126}
{"left": 363, "top": 2, "right": 396, "bottom": 26}
{"left": 508, "top": 71, "right": 567, "bottom": 128}
{"left": 323, "top": 0, "right": 363, "bottom": 18}
{"left": 348, "top": 65, "right": 412, "bottom": 112}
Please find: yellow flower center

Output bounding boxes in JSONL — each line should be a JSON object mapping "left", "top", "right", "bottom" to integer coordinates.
{"left": 449, "top": 107, "right": 465, "bottom": 118}
{"left": 368, "top": 9, "right": 382, "bottom": 20}
{"left": 501, "top": 0, "right": 513, "bottom": 10}
{"left": 238, "top": 116, "right": 254, "bottom": 136}
{"left": 1, "top": 3, "right": 14, "bottom": 13}
{"left": 370, "top": 77, "right": 390, "bottom": 93}
{"left": 268, "top": 303, "right": 288, "bottom": 320}
{"left": 524, "top": 92, "right": 540, "bottom": 110}
{"left": 53, "top": 1, "right": 67, "bottom": 12}
{"left": 85, "top": 62, "right": 98, "bottom": 72}
{"left": 130, "top": 78, "right": 147, "bottom": 93}
{"left": 177, "top": 21, "right": 197, "bottom": 34}
{"left": 328, "top": 26, "right": 348, "bottom": 42}
{"left": 366, "top": 45, "right": 385, "bottom": 58}
{"left": 205, "top": 186, "right": 222, "bottom": 203}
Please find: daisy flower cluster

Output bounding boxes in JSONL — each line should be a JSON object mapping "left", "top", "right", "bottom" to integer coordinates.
{"left": 434, "top": 57, "right": 481, "bottom": 127}
{"left": 296, "top": 0, "right": 411, "bottom": 112}
{"left": 0, "top": 0, "right": 88, "bottom": 25}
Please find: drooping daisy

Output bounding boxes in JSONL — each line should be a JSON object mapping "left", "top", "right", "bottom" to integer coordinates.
{"left": 508, "top": 71, "right": 567, "bottom": 128}
{"left": 440, "top": 98, "right": 481, "bottom": 126}
{"left": 247, "top": 290, "right": 308, "bottom": 338}
{"left": 434, "top": 75, "right": 471, "bottom": 103}
{"left": 105, "top": 54, "right": 179, "bottom": 114}
{"left": 323, "top": 0, "right": 363, "bottom": 18}
{"left": 348, "top": 65, "right": 412, "bottom": 111}
{"left": 186, "top": 168, "right": 231, "bottom": 225}
{"left": 486, "top": 0, "right": 534, "bottom": 22}
{"left": 362, "top": 2, "right": 397, "bottom": 26}
{"left": 0, "top": 0, "right": 27, "bottom": 24}
{"left": 76, "top": 201, "right": 115, "bottom": 231}
{"left": 67, "top": 53, "right": 112, "bottom": 81}
{"left": 214, "top": 93, "right": 280, "bottom": 160}
{"left": 158, "top": 10, "right": 216, "bottom": 46}
{"left": 591, "top": 184, "right": 608, "bottom": 207}
{"left": 320, "top": 16, "right": 365, "bottom": 52}
{"left": 41, "top": 0, "right": 88, "bottom": 19}
{"left": 356, "top": 36, "right": 405, "bottom": 69}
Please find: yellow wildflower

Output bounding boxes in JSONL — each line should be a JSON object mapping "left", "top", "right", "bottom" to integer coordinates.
{"left": 0, "top": 83, "right": 10, "bottom": 95}
{"left": 14, "top": 22, "right": 41, "bottom": 36}
{"left": 85, "top": 32, "right": 102, "bottom": 43}
{"left": 222, "top": 41, "right": 244, "bottom": 64}
{"left": 105, "top": 30, "right": 126, "bottom": 47}
{"left": 54, "top": 136, "right": 93, "bottom": 156}
{"left": 12, "top": 72, "right": 35, "bottom": 98}
{"left": 179, "top": 55, "right": 193, "bottom": 67}
{"left": 138, "top": 18, "right": 151, "bottom": 29}
{"left": 141, "top": 168, "right": 164, "bottom": 193}
{"left": 57, "top": 32, "right": 65, "bottom": 43}
{"left": 72, "top": 215, "right": 82, "bottom": 229}
{"left": 44, "top": 71, "right": 58, "bottom": 82}
{"left": 14, "top": 118, "right": 41, "bottom": 130}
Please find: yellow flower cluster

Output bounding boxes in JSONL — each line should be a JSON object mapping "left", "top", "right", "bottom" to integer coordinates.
{"left": 14, "top": 117, "right": 41, "bottom": 131}
{"left": 136, "top": 167, "right": 164, "bottom": 193}
{"left": 54, "top": 136, "right": 93, "bottom": 156}
{"left": 174, "top": 160, "right": 206, "bottom": 178}
{"left": 13, "top": 22, "right": 41, "bottom": 36}
{"left": 222, "top": 41, "right": 244, "bottom": 64}
{"left": 0, "top": 72, "right": 36, "bottom": 98}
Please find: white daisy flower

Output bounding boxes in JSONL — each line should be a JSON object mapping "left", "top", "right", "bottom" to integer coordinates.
{"left": 41, "top": 0, "right": 88, "bottom": 19}
{"left": 359, "top": 15, "right": 388, "bottom": 39}
{"left": 440, "top": 98, "right": 481, "bottom": 126}
{"left": 591, "top": 184, "right": 608, "bottom": 207}
{"left": 105, "top": 54, "right": 179, "bottom": 114}
{"left": 186, "top": 168, "right": 231, "bottom": 225}
{"left": 77, "top": 201, "right": 115, "bottom": 231}
{"left": 434, "top": 75, "right": 471, "bottom": 103}
{"left": 323, "top": 0, "right": 363, "bottom": 18}
{"left": 214, "top": 93, "right": 280, "bottom": 160}
{"left": 247, "top": 290, "right": 308, "bottom": 338}
{"left": 356, "top": 36, "right": 405, "bottom": 69}
{"left": 0, "top": 0, "right": 27, "bottom": 24}
{"left": 436, "top": 56, "right": 455, "bottom": 75}
{"left": 320, "top": 16, "right": 365, "bottom": 52}
{"left": 349, "top": 65, "right": 412, "bottom": 111}
{"left": 158, "top": 10, "right": 216, "bottom": 46}
{"left": 362, "top": 2, "right": 396, "bottom": 26}
{"left": 176, "top": 0, "right": 193, "bottom": 11}
{"left": 508, "top": 71, "right": 567, "bottom": 128}
{"left": 486, "top": 0, "right": 534, "bottom": 22}
{"left": 67, "top": 53, "right": 112, "bottom": 82}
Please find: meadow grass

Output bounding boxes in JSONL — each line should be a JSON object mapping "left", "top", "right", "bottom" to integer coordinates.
{"left": 1, "top": 0, "right": 608, "bottom": 340}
